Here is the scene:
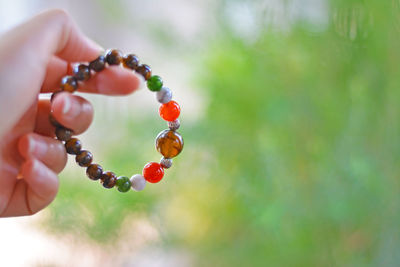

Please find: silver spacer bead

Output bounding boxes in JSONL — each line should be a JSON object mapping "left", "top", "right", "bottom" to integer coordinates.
{"left": 168, "top": 119, "right": 180, "bottom": 131}
{"left": 156, "top": 87, "right": 173, "bottom": 104}
{"left": 160, "top": 157, "right": 173, "bottom": 169}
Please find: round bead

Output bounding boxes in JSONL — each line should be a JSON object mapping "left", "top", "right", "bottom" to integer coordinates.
{"left": 65, "top": 138, "right": 82, "bottom": 155}
{"left": 101, "top": 171, "right": 117, "bottom": 188}
{"left": 156, "top": 87, "right": 173, "bottom": 104}
{"left": 55, "top": 127, "right": 73, "bottom": 141}
{"left": 60, "top": 76, "right": 78, "bottom": 92}
{"left": 130, "top": 174, "right": 146, "bottom": 191}
{"left": 86, "top": 164, "right": 103, "bottom": 180}
{"left": 122, "top": 54, "right": 139, "bottom": 70}
{"left": 89, "top": 55, "right": 106, "bottom": 72}
{"left": 160, "top": 157, "right": 173, "bottom": 169}
{"left": 159, "top": 100, "right": 181, "bottom": 122}
{"left": 116, "top": 176, "right": 131, "bottom": 193}
{"left": 147, "top": 75, "right": 163, "bottom": 92}
{"left": 73, "top": 64, "right": 91, "bottom": 81}
{"left": 156, "top": 130, "right": 184, "bottom": 158}
{"left": 168, "top": 119, "right": 180, "bottom": 131}
{"left": 75, "top": 150, "right": 93, "bottom": 167}
{"left": 143, "top": 162, "right": 164, "bottom": 183}
{"left": 136, "top": 64, "right": 152, "bottom": 80}
{"left": 105, "top": 49, "right": 123, "bottom": 65}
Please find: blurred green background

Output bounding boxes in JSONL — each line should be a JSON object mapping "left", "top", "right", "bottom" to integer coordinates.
{"left": 2, "top": 0, "right": 400, "bottom": 266}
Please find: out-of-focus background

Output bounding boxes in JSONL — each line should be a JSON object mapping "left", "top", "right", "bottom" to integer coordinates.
{"left": 1, "top": 0, "right": 400, "bottom": 266}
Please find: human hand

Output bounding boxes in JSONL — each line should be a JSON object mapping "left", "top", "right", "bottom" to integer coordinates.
{"left": 0, "top": 9, "right": 140, "bottom": 217}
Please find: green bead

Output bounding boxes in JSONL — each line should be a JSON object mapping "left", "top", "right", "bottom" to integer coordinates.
{"left": 147, "top": 75, "right": 163, "bottom": 91}
{"left": 116, "top": 176, "right": 131, "bottom": 193}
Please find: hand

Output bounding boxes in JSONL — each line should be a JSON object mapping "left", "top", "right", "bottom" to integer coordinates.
{"left": 0, "top": 9, "right": 140, "bottom": 217}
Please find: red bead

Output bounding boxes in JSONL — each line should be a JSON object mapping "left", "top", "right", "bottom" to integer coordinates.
{"left": 142, "top": 162, "right": 164, "bottom": 183}
{"left": 159, "top": 100, "right": 181, "bottom": 122}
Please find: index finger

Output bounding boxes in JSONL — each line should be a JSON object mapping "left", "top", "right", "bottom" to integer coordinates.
{"left": 40, "top": 56, "right": 142, "bottom": 95}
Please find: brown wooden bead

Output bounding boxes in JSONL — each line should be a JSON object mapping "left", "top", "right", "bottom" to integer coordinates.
{"left": 49, "top": 114, "right": 62, "bottom": 127}
{"left": 65, "top": 138, "right": 82, "bottom": 155}
{"left": 75, "top": 150, "right": 93, "bottom": 167}
{"left": 122, "top": 54, "right": 139, "bottom": 70}
{"left": 60, "top": 76, "right": 78, "bottom": 92}
{"left": 73, "top": 64, "right": 91, "bottom": 81}
{"left": 55, "top": 127, "right": 73, "bottom": 141}
{"left": 155, "top": 130, "right": 184, "bottom": 158}
{"left": 136, "top": 64, "right": 152, "bottom": 80}
{"left": 100, "top": 171, "right": 117, "bottom": 188}
{"left": 86, "top": 164, "right": 103, "bottom": 180}
{"left": 106, "top": 49, "right": 123, "bottom": 65}
{"left": 89, "top": 55, "right": 106, "bottom": 72}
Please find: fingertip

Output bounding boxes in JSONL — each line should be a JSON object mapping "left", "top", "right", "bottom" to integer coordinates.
{"left": 82, "top": 66, "right": 141, "bottom": 95}
{"left": 51, "top": 92, "right": 94, "bottom": 134}
{"left": 18, "top": 134, "right": 32, "bottom": 158}
{"left": 21, "top": 159, "right": 59, "bottom": 198}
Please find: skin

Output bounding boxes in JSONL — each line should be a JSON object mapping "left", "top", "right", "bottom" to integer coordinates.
{"left": 0, "top": 9, "right": 141, "bottom": 217}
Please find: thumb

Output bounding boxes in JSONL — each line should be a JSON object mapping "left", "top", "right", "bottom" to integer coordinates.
{"left": 0, "top": 9, "right": 102, "bottom": 137}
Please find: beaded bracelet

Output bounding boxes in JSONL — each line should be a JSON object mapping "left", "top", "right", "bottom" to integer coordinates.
{"left": 49, "top": 49, "right": 184, "bottom": 193}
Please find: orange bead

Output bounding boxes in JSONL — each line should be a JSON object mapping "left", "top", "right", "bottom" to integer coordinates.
{"left": 143, "top": 162, "right": 164, "bottom": 183}
{"left": 159, "top": 101, "right": 180, "bottom": 122}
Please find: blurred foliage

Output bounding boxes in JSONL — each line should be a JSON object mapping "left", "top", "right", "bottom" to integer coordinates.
{"left": 46, "top": 0, "right": 400, "bottom": 266}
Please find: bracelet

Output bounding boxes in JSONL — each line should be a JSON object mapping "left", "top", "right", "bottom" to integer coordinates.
{"left": 49, "top": 49, "right": 184, "bottom": 193}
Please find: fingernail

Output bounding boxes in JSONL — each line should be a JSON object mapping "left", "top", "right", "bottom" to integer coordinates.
{"left": 61, "top": 95, "right": 81, "bottom": 118}
{"left": 29, "top": 137, "right": 48, "bottom": 158}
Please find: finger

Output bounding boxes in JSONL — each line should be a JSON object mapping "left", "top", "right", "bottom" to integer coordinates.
{"left": 34, "top": 99, "right": 55, "bottom": 137}
{"left": 80, "top": 66, "right": 142, "bottom": 95}
{"left": 40, "top": 63, "right": 142, "bottom": 95}
{"left": 0, "top": 159, "right": 59, "bottom": 217}
{"left": 18, "top": 133, "right": 67, "bottom": 173}
{"left": 40, "top": 56, "right": 70, "bottom": 93}
{"left": 22, "top": 159, "right": 59, "bottom": 214}
{"left": 0, "top": 9, "right": 102, "bottom": 137}
{"left": 51, "top": 92, "right": 94, "bottom": 134}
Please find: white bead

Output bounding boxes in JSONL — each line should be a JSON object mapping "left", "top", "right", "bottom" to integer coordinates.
{"left": 156, "top": 87, "right": 173, "bottom": 104}
{"left": 130, "top": 174, "right": 146, "bottom": 191}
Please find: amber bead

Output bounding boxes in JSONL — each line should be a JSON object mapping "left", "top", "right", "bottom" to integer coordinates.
{"left": 65, "top": 138, "right": 82, "bottom": 155}
{"left": 75, "top": 150, "right": 93, "bottom": 167}
{"left": 143, "top": 162, "right": 164, "bottom": 183}
{"left": 122, "top": 54, "right": 139, "bottom": 70}
{"left": 55, "top": 127, "right": 73, "bottom": 141}
{"left": 86, "top": 164, "right": 103, "bottom": 180}
{"left": 106, "top": 49, "right": 123, "bottom": 65}
{"left": 60, "top": 76, "right": 78, "bottom": 92}
{"left": 73, "top": 64, "right": 91, "bottom": 81}
{"left": 101, "top": 171, "right": 117, "bottom": 188}
{"left": 89, "top": 55, "right": 106, "bottom": 72}
{"left": 136, "top": 64, "right": 152, "bottom": 80}
{"left": 155, "top": 130, "right": 184, "bottom": 158}
{"left": 49, "top": 114, "right": 61, "bottom": 127}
